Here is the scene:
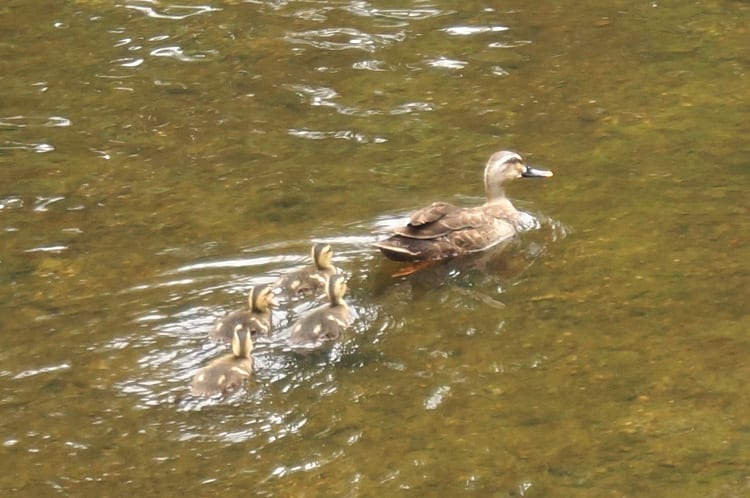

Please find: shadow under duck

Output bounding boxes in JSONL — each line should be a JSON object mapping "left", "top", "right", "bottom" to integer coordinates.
{"left": 191, "top": 324, "right": 254, "bottom": 397}
{"left": 288, "top": 274, "right": 351, "bottom": 349}
{"left": 373, "top": 150, "right": 553, "bottom": 264}
{"left": 272, "top": 243, "right": 339, "bottom": 299}
{"left": 210, "top": 285, "right": 274, "bottom": 342}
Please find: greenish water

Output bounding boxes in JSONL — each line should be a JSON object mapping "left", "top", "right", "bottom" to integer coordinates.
{"left": 1, "top": 0, "right": 749, "bottom": 495}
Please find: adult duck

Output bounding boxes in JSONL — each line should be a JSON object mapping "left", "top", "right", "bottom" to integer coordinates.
{"left": 373, "top": 150, "right": 552, "bottom": 263}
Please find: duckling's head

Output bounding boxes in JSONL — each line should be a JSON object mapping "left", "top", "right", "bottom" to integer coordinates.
{"left": 325, "top": 274, "right": 348, "bottom": 306}
{"left": 231, "top": 324, "right": 253, "bottom": 358}
{"left": 484, "top": 151, "right": 553, "bottom": 201}
{"left": 248, "top": 285, "right": 275, "bottom": 312}
{"left": 312, "top": 243, "right": 335, "bottom": 271}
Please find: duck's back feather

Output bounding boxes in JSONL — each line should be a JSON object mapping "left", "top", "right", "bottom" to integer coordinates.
{"left": 375, "top": 203, "right": 519, "bottom": 261}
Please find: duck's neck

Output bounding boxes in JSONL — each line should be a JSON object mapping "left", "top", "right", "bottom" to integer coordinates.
{"left": 329, "top": 296, "right": 345, "bottom": 307}
{"left": 485, "top": 184, "right": 507, "bottom": 204}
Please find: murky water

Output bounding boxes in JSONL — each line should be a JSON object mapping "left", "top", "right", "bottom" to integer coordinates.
{"left": 1, "top": 0, "right": 749, "bottom": 495}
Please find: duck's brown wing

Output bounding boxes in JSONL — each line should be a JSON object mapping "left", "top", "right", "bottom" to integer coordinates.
{"left": 447, "top": 219, "right": 515, "bottom": 253}
{"left": 375, "top": 204, "right": 517, "bottom": 261}
{"left": 407, "top": 202, "right": 455, "bottom": 227}
{"left": 396, "top": 203, "right": 497, "bottom": 240}
{"left": 395, "top": 202, "right": 464, "bottom": 240}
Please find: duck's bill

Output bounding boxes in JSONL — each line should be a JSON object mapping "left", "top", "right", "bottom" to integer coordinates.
{"left": 522, "top": 166, "right": 554, "bottom": 178}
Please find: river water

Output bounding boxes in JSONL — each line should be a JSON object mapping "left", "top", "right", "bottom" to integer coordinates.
{"left": 1, "top": 0, "right": 749, "bottom": 495}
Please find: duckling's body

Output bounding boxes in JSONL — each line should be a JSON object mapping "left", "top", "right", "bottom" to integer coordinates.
{"left": 210, "top": 285, "right": 274, "bottom": 342}
{"left": 273, "top": 244, "right": 339, "bottom": 299}
{"left": 288, "top": 274, "right": 351, "bottom": 349}
{"left": 191, "top": 325, "right": 254, "bottom": 397}
{"left": 373, "top": 151, "right": 553, "bottom": 262}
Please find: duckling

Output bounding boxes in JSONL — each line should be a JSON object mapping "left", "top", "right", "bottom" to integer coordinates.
{"left": 272, "top": 243, "right": 339, "bottom": 299}
{"left": 210, "top": 285, "right": 274, "bottom": 342}
{"left": 373, "top": 150, "right": 553, "bottom": 263}
{"left": 288, "top": 274, "right": 351, "bottom": 348}
{"left": 191, "top": 324, "right": 254, "bottom": 397}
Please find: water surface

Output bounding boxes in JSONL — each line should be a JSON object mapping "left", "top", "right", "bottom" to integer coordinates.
{"left": 1, "top": 0, "right": 749, "bottom": 495}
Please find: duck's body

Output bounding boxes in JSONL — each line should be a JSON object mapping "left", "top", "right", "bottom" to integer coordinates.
{"left": 191, "top": 325, "right": 254, "bottom": 397}
{"left": 288, "top": 274, "right": 351, "bottom": 349}
{"left": 373, "top": 151, "right": 553, "bottom": 262}
{"left": 272, "top": 244, "right": 339, "bottom": 299}
{"left": 210, "top": 285, "right": 274, "bottom": 342}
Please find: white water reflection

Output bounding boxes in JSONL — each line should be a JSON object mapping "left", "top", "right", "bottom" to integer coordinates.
{"left": 426, "top": 57, "right": 468, "bottom": 69}
{"left": 0, "top": 115, "right": 72, "bottom": 128}
{"left": 442, "top": 26, "right": 509, "bottom": 36}
{"left": 288, "top": 128, "right": 385, "bottom": 143}
{"left": 285, "top": 27, "right": 406, "bottom": 52}
{"left": 121, "top": 1, "right": 221, "bottom": 20}
{"left": 0, "top": 141, "right": 54, "bottom": 153}
{"left": 150, "top": 46, "right": 217, "bottom": 62}
{"left": 284, "top": 83, "right": 433, "bottom": 117}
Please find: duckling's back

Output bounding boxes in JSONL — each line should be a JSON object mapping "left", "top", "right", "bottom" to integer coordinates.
{"left": 190, "top": 356, "right": 253, "bottom": 397}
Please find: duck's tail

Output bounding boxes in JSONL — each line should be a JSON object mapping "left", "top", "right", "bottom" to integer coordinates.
{"left": 372, "top": 237, "right": 422, "bottom": 262}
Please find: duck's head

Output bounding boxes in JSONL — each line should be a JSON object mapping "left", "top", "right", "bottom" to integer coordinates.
{"left": 326, "top": 274, "right": 348, "bottom": 306}
{"left": 312, "top": 243, "right": 335, "bottom": 271}
{"left": 484, "top": 151, "right": 553, "bottom": 200}
{"left": 231, "top": 324, "right": 253, "bottom": 358}
{"left": 247, "top": 285, "right": 275, "bottom": 312}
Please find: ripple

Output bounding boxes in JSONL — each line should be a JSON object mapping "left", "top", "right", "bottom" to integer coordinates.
{"left": 284, "top": 83, "right": 339, "bottom": 107}
{"left": 370, "top": 8, "right": 449, "bottom": 21}
{"left": 491, "top": 66, "right": 510, "bottom": 77}
{"left": 488, "top": 40, "right": 532, "bottom": 49}
{"left": 111, "top": 57, "right": 144, "bottom": 67}
{"left": 0, "top": 141, "right": 54, "bottom": 153}
{"left": 390, "top": 102, "right": 434, "bottom": 114}
{"left": 285, "top": 27, "right": 406, "bottom": 53}
{"left": 150, "top": 46, "right": 217, "bottom": 62}
{"left": 0, "top": 196, "right": 23, "bottom": 211}
{"left": 171, "top": 255, "right": 287, "bottom": 274}
{"left": 12, "top": 362, "right": 71, "bottom": 379}
{"left": 425, "top": 57, "right": 468, "bottom": 70}
{"left": 288, "top": 129, "right": 386, "bottom": 143}
{"left": 442, "top": 25, "right": 509, "bottom": 36}
{"left": 32, "top": 196, "right": 65, "bottom": 212}
{"left": 284, "top": 84, "right": 433, "bottom": 117}
{"left": 424, "top": 384, "right": 451, "bottom": 410}
{"left": 0, "top": 115, "right": 72, "bottom": 128}
{"left": 24, "top": 245, "right": 69, "bottom": 254}
{"left": 121, "top": 1, "right": 221, "bottom": 20}
{"left": 352, "top": 59, "right": 389, "bottom": 71}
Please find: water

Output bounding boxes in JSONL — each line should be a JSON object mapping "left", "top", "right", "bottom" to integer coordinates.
{"left": 1, "top": 0, "right": 749, "bottom": 495}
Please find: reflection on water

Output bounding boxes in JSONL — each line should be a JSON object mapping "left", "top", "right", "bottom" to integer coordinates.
{"left": 1, "top": 0, "right": 749, "bottom": 495}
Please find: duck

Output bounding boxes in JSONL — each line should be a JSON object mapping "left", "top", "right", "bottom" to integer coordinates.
{"left": 191, "top": 324, "right": 254, "bottom": 397}
{"left": 272, "top": 243, "right": 339, "bottom": 299}
{"left": 210, "top": 285, "right": 274, "bottom": 342}
{"left": 373, "top": 150, "right": 553, "bottom": 263}
{"left": 288, "top": 274, "right": 351, "bottom": 349}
